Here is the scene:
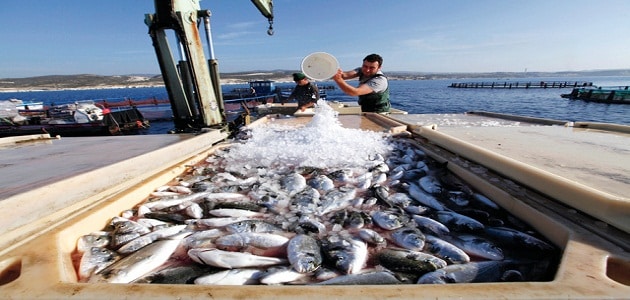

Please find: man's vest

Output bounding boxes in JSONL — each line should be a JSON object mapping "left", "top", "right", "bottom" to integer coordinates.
{"left": 358, "top": 74, "right": 390, "bottom": 113}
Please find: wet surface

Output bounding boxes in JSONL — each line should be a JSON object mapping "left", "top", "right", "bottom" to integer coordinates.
{"left": 0, "top": 134, "right": 193, "bottom": 200}
{"left": 390, "top": 114, "right": 630, "bottom": 198}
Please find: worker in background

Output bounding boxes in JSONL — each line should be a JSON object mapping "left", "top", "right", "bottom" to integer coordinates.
{"left": 332, "top": 53, "right": 390, "bottom": 113}
{"left": 283, "top": 72, "right": 319, "bottom": 112}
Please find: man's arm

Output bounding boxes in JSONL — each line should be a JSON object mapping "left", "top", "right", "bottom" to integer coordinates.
{"left": 283, "top": 88, "right": 297, "bottom": 104}
{"left": 312, "top": 83, "right": 320, "bottom": 99}
{"left": 333, "top": 69, "right": 373, "bottom": 96}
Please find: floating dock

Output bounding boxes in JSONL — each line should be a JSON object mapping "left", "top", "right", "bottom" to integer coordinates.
{"left": 449, "top": 81, "right": 593, "bottom": 89}
{"left": 561, "top": 86, "right": 630, "bottom": 104}
{"left": 0, "top": 105, "right": 628, "bottom": 299}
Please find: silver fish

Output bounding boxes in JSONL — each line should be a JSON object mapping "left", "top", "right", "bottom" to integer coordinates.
{"left": 287, "top": 234, "right": 322, "bottom": 273}
{"left": 142, "top": 211, "right": 187, "bottom": 223}
{"left": 412, "top": 215, "right": 450, "bottom": 236}
{"left": 354, "top": 172, "right": 373, "bottom": 189}
{"left": 315, "top": 270, "right": 401, "bottom": 285}
{"left": 182, "top": 228, "right": 224, "bottom": 248}
{"left": 77, "top": 231, "right": 111, "bottom": 253}
{"left": 408, "top": 183, "right": 445, "bottom": 211}
{"left": 133, "top": 264, "right": 211, "bottom": 284}
{"left": 401, "top": 153, "right": 416, "bottom": 164}
{"left": 260, "top": 266, "right": 310, "bottom": 285}
{"left": 215, "top": 232, "right": 290, "bottom": 250}
{"left": 372, "top": 185, "right": 391, "bottom": 207}
{"left": 290, "top": 187, "right": 321, "bottom": 214}
{"left": 376, "top": 248, "right": 447, "bottom": 274}
{"left": 169, "top": 185, "right": 193, "bottom": 194}
{"left": 89, "top": 232, "right": 191, "bottom": 283}
{"left": 472, "top": 193, "right": 500, "bottom": 211}
{"left": 404, "top": 204, "right": 430, "bottom": 215}
{"left": 208, "top": 208, "right": 265, "bottom": 218}
{"left": 149, "top": 191, "right": 180, "bottom": 197}
{"left": 415, "top": 160, "right": 430, "bottom": 173}
{"left": 224, "top": 219, "right": 283, "bottom": 233}
{"left": 362, "top": 197, "right": 378, "bottom": 208}
{"left": 417, "top": 261, "right": 512, "bottom": 284}
{"left": 373, "top": 172, "right": 387, "bottom": 185}
{"left": 307, "top": 174, "right": 335, "bottom": 191}
{"left": 322, "top": 235, "right": 368, "bottom": 274}
{"left": 110, "top": 219, "right": 151, "bottom": 248}
{"left": 78, "top": 247, "right": 120, "bottom": 282}
{"left": 112, "top": 218, "right": 150, "bottom": 235}
{"left": 371, "top": 211, "right": 404, "bottom": 230}
{"left": 281, "top": 172, "right": 307, "bottom": 196}
{"left": 314, "top": 266, "right": 342, "bottom": 281}
{"left": 418, "top": 175, "right": 443, "bottom": 194}
{"left": 423, "top": 235, "right": 470, "bottom": 264}
{"left": 403, "top": 168, "right": 428, "bottom": 181}
{"left": 435, "top": 211, "right": 485, "bottom": 232}
{"left": 357, "top": 228, "right": 387, "bottom": 245}
{"left": 293, "top": 216, "right": 327, "bottom": 237}
{"left": 194, "top": 268, "right": 264, "bottom": 285}
{"left": 389, "top": 168, "right": 405, "bottom": 181}
{"left": 117, "top": 225, "right": 187, "bottom": 254}
{"left": 327, "top": 169, "right": 353, "bottom": 183}
{"left": 204, "top": 192, "right": 251, "bottom": 201}
{"left": 446, "top": 234, "right": 504, "bottom": 261}
{"left": 135, "top": 218, "right": 169, "bottom": 229}
{"left": 142, "top": 192, "right": 211, "bottom": 210}
{"left": 188, "top": 248, "right": 287, "bottom": 269}
{"left": 387, "top": 192, "right": 413, "bottom": 208}
{"left": 391, "top": 227, "right": 426, "bottom": 251}
{"left": 484, "top": 226, "right": 555, "bottom": 252}
{"left": 371, "top": 162, "right": 390, "bottom": 173}
{"left": 187, "top": 216, "right": 255, "bottom": 228}
{"left": 447, "top": 191, "right": 470, "bottom": 207}
{"left": 318, "top": 186, "right": 356, "bottom": 215}
{"left": 183, "top": 202, "right": 204, "bottom": 219}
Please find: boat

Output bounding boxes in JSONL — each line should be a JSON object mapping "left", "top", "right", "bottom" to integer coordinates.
{"left": 221, "top": 80, "right": 281, "bottom": 113}
{"left": 10, "top": 99, "right": 45, "bottom": 110}
{"left": 95, "top": 98, "right": 173, "bottom": 121}
{"left": 0, "top": 99, "right": 149, "bottom": 137}
{"left": 278, "top": 83, "right": 333, "bottom": 102}
{"left": 0, "top": 98, "right": 45, "bottom": 112}
{"left": 561, "top": 86, "right": 630, "bottom": 104}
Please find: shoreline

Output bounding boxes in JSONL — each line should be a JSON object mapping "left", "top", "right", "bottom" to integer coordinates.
{"left": 0, "top": 85, "right": 166, "bottom": 93}
{"left": 0, "top": 78, "right": 301, "bottom": 93}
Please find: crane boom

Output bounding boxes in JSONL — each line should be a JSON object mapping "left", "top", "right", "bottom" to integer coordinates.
{"left": 145, "top": 0, "right": 274, "bottom": 132}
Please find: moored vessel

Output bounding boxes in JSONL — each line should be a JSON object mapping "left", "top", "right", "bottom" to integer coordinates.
{"left": 561, "top": 86, "right": 630, "bottom": 104}
{"left": 0, "top": 99, "right": 149, "bottom": 137}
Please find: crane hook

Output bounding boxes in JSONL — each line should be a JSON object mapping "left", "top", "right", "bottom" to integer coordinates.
{"left": 267, "top": 17, "right": 274, "bottom": 36}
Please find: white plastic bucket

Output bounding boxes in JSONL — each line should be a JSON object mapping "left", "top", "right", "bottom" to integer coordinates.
{"left": 301, "top": 52, "right": 339, "bottom": 81}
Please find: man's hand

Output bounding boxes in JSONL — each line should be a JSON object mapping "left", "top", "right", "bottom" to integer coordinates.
{"left": 332, "top": 69, "right": 344, "bottom": 83}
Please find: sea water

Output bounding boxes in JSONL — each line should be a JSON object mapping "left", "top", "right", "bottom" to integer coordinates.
{"left": 1, "top": 76, "right": 629, "bottom": 135}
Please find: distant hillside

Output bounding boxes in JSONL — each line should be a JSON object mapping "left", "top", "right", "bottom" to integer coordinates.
{"left": 1, "top": 69, "right": 629, "bottom": 91}
{"left": 0, "top": 74, "right": 165, "bottom": 91}
{"left": 0, "top": 72, "right": 296, "bottom": 91}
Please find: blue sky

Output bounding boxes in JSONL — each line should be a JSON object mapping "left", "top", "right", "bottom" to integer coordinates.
{"left": 1, "top": 0, "right": 629, "bottom": 78}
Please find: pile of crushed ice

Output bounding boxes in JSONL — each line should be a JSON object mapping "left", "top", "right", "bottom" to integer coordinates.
{"left": 222, "top": 100, "right": 392, "bottom": 171}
